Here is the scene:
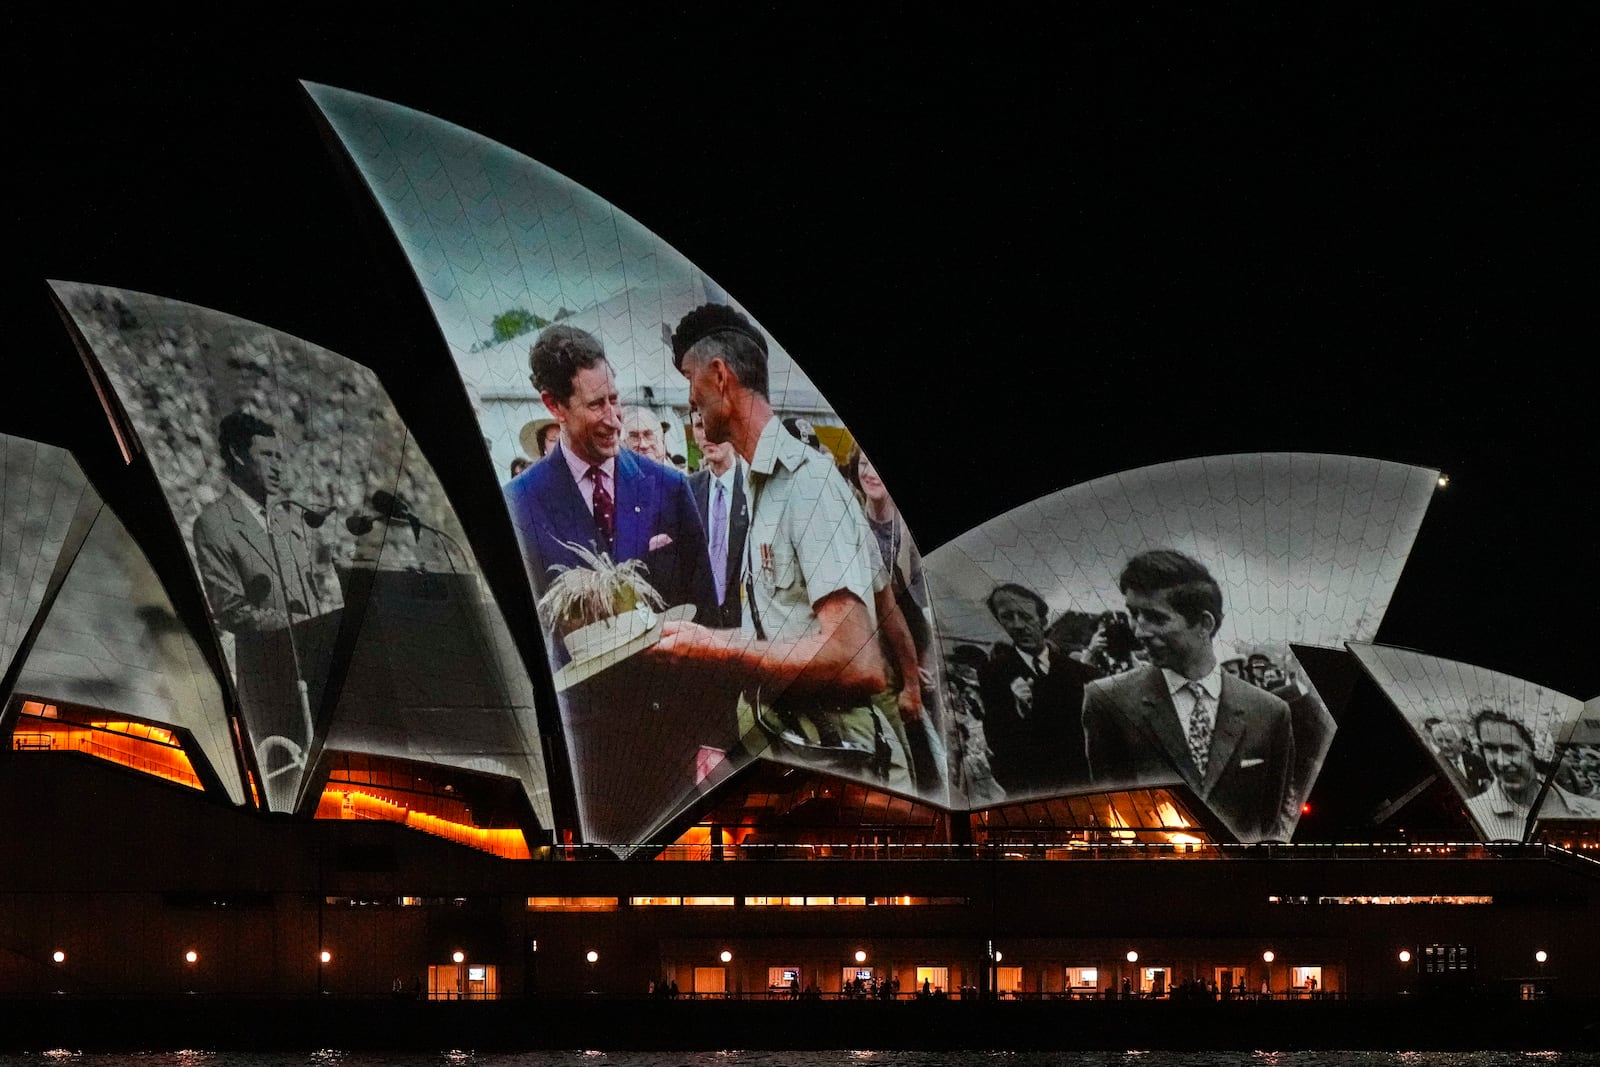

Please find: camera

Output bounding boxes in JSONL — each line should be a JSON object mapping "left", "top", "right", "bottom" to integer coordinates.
{"left": 1096, "top": 610, "right": 1139, "bottom": 668}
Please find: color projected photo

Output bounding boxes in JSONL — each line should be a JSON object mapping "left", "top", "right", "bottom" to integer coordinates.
{"left": 924, "top": 453, "right": 1436, "bottom": 838}
{"left": 54, "top": 282, "right": 551, "bottom": 827}
{"left": 1350, "top": 644, "right": 1599, "bottom": 842}
{"left": 309, "top": 84, "right": 948, "bottom": 848}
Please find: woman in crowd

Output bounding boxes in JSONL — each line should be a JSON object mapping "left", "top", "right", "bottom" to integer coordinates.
{"left": 843, "top": 446, "right": 946, "bottom": 792}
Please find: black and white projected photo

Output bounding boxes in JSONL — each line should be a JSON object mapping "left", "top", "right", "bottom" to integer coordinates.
{"left": 53, "top": 282, "right": 551, "bottom": 829}
{"left": 1, "top": 435, "right": 100, "bottom": 689}
{"left": 1351, "top": 644, "right": 1598, "bottom": 842}
{"left": 13, "top": 502, "right": 243, "bottom": 805}
{"left": 926, "top": 453, "right": 1437, "bottom": 837}
{"left": 310, "top": 84, "right": 950, "bottom": 848}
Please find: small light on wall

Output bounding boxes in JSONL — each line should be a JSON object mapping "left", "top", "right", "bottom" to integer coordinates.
{"left": 854, "top": 950, "right": 867, "bottom": 963}
{"left": 1398, "top": 950, "right": 1411, "bottom": 964}
{"left": 1262, "top": 951, "right": 1275, "bottom": 964}
{"left": 586, "top": 950, "right": 600, "bottom": 964}
{"left": 320, "top": 950, "right": 332, "bottom": 964}
{"left": 1437, "top": 474, "right": 1449, "bottom": 489}
{"left": 719, "top": 951, "right": 733, "bottom": 963}
{"left": 1126, "top": 951, "right": 1138, "bottom": 964}
{"left": 52, "top": 951, "right": 65, "bottom": 964}
{"left": 452, "top": 951, "right": 465, "bottom": 964}
{"left": 185, "top": 950, "right": 199, "bottom": 964}
{"left": 1535, "top": 950, "right": 1548, "bottom": 964}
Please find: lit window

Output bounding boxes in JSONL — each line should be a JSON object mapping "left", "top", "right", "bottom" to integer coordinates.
{"left": 526, "top": 897, "right": 617, "bottom": 911}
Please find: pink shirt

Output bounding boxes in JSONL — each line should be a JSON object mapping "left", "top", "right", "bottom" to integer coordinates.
{"left": 560, "top": 444, "right": 615, "bottom": 514}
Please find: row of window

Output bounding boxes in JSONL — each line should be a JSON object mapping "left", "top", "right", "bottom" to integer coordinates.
{"left": 1268, "top": 895, "right": 1493, "bottom": 905}
{"left": 527, "top": 896, "right": 970, "bottom": 910}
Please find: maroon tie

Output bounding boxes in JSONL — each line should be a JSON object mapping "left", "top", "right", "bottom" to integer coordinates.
{"left": 589, "top": 465, "right": 615, "bottom": 550}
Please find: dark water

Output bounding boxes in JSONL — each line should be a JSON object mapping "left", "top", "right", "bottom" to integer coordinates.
{"left": 4, "top": 1053, "right": 1598, "bottom": 1067}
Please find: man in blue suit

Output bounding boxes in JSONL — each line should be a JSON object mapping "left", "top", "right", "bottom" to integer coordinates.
{"left": 504, "top": 324, "right": 716, "bottom": 656}
{"left": 505, "top": 325, "right": 722, "bottom": 846}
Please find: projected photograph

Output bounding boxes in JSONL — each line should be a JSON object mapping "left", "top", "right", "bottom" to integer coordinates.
{"left": 309, "top": 84, "right": 950, "bottom": 847}
{"left": 1351, "top": 644, "right": 1599, "bottom": 841}
{"left": 924, "top": 453, "right": 1435, "bottom": 838}
{"left": 13, "top": 502, "right": 243, "bottom": 805}
{"left": 53, "top": 282, "right": 551, "bottom": 828}
{"left": 1, "top": 435, "right": 100, "bottom": 688}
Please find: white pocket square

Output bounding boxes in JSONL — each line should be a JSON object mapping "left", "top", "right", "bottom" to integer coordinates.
{"left": 1239, "top": 758, "right": 1265, "bottom": 769}
{"left": 648, "top": 533, "right": 673, "bottom": 550}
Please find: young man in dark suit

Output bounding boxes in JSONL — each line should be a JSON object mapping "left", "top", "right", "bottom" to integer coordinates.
{"left": 686, "top": 410, "right": 748, "bottom": 629}
{"left": 1083, "top": 549, "right": 1296, "bottom": 842}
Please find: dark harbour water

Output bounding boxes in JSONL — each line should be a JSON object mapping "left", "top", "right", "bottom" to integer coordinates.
{"left": 4, "top": 1053, "right": 1599, "bottom": 1067}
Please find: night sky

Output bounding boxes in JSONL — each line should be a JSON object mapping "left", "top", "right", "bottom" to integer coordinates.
{"left": 7, "top": 11, "right": 1593, "bottom": 698}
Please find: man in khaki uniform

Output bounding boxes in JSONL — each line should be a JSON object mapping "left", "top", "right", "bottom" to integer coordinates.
{"left": 648, "top": 304, "right": 907, "bottom": 788}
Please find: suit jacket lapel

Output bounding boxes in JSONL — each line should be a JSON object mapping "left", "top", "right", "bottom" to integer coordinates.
{"left": 612, "top": 450, "right": 648, "bottom": 561}
{"left": 224, "top": 494, "right": 276, "bottom": 574}
{"left": 1132, "top": 667, "right": 1205, "bottom": 793}
{"left": 544, "top": 445, "right": 602, "bottom": 555}
{"left": 1203, "top": 675, "right": 1249, "bottom": 791}
{"left": 727, "top": 466, "right": 749, "bottom": 596}
{"left": 691, "top": 470, "right": 710, "bottom": 522}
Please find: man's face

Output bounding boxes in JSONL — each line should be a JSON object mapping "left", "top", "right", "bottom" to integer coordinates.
{"left": 545, "top": 362, "right": 621, "bottom": 466}
{"left": 693, "top": 415, "right": 732, "bottom": 473}
{"left": 1125, "top": 588, "right": 1214, "bottom": 676}
{"left": 683, "top": 353, "right": 731, "bottom": 444}
{"left": 990, "top": 590, "right": 1046, "bottom": 655}
{"left": 231, "top": 435, "right": 284, "bottom": 501}
{"left": 622, "top": 409, "right": 666, "bottom": 462}
{"left": 1430, "top": 723, "right": 1466, "bottom": 759}
{"left": 1477, "top": 720, "right": 1535, "bottom": 797}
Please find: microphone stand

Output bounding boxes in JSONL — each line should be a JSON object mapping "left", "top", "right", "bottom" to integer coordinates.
{"left": 261, "top": 502, "right": 315, "bottom": 801}
{"left": 413, "top": 517, "right": 467, "bottom": 575}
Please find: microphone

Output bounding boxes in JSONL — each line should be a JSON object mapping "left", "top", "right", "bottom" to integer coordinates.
{"left": 347, "top": 490, "right": 414, "bottom": 535}
{"left": 370, "top": 489, "right": 422, "bottom": 541}
{"left": 282, "top": 499, "right": 334, "bottom": 527}
{"left": 370, "top": 490, "right": 414, "bottom": 521}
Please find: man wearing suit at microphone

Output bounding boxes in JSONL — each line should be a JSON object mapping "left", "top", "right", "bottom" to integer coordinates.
{"left": 191, "top": 410, "right": 344, "bottom": 809}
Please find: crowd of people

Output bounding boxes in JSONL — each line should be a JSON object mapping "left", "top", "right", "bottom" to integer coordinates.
{"left": 1425, "top": 711, "right": 1600, "bottom": 840}
{"left": 941, "top": 552, "right": 1309, "bottom": 843}
{"left": 499, "top": 313, "right": 1595, "bottom": 851}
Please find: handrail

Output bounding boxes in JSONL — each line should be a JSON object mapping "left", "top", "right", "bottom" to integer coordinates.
{"left": 628, "top": 840, "right": 1588, "bottom": 863}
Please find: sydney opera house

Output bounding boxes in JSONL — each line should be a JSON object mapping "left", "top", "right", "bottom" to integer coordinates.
{"left": 1, "top": 83, "right": 1595, "bottom": 1025}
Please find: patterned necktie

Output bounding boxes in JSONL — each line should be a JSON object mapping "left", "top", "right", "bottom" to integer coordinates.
{"left": 588, "top": 466, "right": 615, "bottom": 550}
{"left": 710, "top": 479, "right": 728, "bottom": 604}
{"left": 1186, "top": 681, "right": 1213, "bottom": 773}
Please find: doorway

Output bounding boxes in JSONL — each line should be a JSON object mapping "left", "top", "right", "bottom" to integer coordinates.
{"left": 693, "top": 966, "right": 726, "bottom": 996}
{"left": 428, "top": 962, "right": 498, "bottom": 1000}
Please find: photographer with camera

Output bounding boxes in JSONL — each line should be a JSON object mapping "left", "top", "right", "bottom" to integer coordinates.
{"left": 1085, "top": 610, "right": 1140, "bottom": 676}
